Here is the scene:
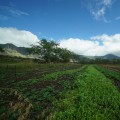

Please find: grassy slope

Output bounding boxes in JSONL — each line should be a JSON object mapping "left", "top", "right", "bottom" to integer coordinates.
{"left": 50, "top": 66, "right": 120, "bottom": 120}
{"left": 3, "top": 48, "right": 26, "bottom": 58}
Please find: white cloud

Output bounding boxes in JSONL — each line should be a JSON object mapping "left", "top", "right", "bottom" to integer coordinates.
{"left": 60, "top": 33, "right": 120, "bottom": 56}
{"left": 92, "top": 7, "right": 105, "bottom": 20}
{"left": 82, "top": 0, "right": 114, "bottom": 22}
{"left": 103, "top": 0, "right": 112, "bottom": 5}
{"left": 60, "top": 38, "right": 99, "bottom": 55}
{"left": 0, "top": 27, "right": 39, "bottom": 47}
{"left": 9, "top": 9, "right": 29, "bottom": 16}
{"left": 91, "top": 34, "right": 120, "bottom": 43}
{"left": 0, "top": 5, "right": 29, "bottom": 18}
{"left": 0, "top": 27, "right": 120, "bottom": 56}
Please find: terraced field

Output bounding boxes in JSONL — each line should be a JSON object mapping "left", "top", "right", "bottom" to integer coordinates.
{"left": 0, "top": 63, "right": 120, "bottom": 120}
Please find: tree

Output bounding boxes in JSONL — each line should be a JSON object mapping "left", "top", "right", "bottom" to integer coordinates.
{"left": 31, "top": 39, "right": 73, "bottom": 63}
{"left": 32, "top": 39, "right": 59, "bottom": 62}
{"left": 57, "top": 48, "right": 72, "bottom": 62}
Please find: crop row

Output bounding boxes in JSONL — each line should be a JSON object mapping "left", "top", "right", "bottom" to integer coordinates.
{"left": 0, "top": 63, "right": 82, "bottom": 87}
{"left": 1, "top": 65, "right": 120, "bottom": 119}
{"left": 46, "top": 66, "right": 120, "bottom": 119}
{"left": 100, "top": 65, "right": 120, "bottom": 73}
{"left": 0, "top": 65, "right": 86, "bottom": 119}
{"left": 95, "top": 65, "right": 120, "bottom": 92}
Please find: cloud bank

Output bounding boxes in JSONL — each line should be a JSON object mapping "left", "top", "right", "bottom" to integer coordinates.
{"left": 0, "top": 27, "right": 39, "bottom": 47}
{"left": 60, "top": 34, "right": 120, "bottom": 56}
{"left": 0, "top": 27, "right": 120, "bottom": 56}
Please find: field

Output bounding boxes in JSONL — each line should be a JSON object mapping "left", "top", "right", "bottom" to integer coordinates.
{"left": 0, "top": 59, "right": 120, "bottom": 120}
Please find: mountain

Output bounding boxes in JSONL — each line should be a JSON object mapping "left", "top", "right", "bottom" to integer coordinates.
{"left": 0, "top": 43, "right": 120, "bottom": 60}
{"left": 0, "top": 43, "right": 29, "bottom": 55}
{"left": 78, "top": 54, "right": 120, "bottom": 60}
{"left": 95, "top": 54, "right": 120, "bottom": 60}
{"left": 0, "top": 43, "right": 40, "bottom": 59}
{"left": 101, "top": 54, "right": 120, "bottom": 59}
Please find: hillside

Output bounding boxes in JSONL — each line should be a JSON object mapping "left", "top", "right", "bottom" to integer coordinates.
{"left": 85, "top": 54, "right": 120, "bottom": 60}
{"left": 0, "top": 43, "right": 29, "bottom": 55}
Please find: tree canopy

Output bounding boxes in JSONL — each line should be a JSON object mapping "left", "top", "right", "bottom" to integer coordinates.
{"left": 31, "top": 39, "right": 73, "bottom": 63}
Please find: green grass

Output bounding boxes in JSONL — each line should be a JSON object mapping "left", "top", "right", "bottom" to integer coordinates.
{"left": 95, "top": 65, "right": 120, "bottom": 81}
{"left": 1, "top": 63, "right": 120, "bottom": 120}
{"left": 15, "top": 66, "right": 85, "bottom": 89}
{"left": 0, "top": 62, "right": 84, "bottom": 119}
{"left": 49, "top": 66, "right": 120, "bottom": 120}
{"left": 17, "top": 66, "right": 85, "bottom": 113}
{"left": 0, "top": 61, "right": 82, "bottom": 87}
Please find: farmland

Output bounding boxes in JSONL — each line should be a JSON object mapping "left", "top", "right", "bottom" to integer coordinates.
{"left": 0, "top": 59, "right": 120, "bottom": 119}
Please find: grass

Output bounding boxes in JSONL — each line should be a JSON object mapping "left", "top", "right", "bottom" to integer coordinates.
{"left": 0, "top": 61, "right": 120, "bottom": 119}
{"left": 49, "top": 66, "right": 120, "bottom": 120}
{"left": 0, "top": 61, "right": 82, "bottom": 87}
{"left": 0, "top": 61, "right": 84, "bottom": 119}
{"left": 95, "top": 65, "right": 120, "bottom": 81}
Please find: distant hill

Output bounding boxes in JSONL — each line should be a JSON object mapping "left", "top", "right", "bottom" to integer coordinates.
{"left": 100, "top": 54, "right": 120, "bottom": 59}
{"left": 0, "top": 43, "right": 29, "bottom": 55}
{"left": 89, "top": 54, "right": 120, "bottom": 60}
{"left": 0, "top": 43, "right": 39, "bottom": 58}
{"left": 71, "top": 54, "right": 120, "bottom": 62}
{"left": 83, "top": 54, "right": 120, "bottom": 60}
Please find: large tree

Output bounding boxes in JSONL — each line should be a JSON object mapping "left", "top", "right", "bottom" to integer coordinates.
{"left": 31, "top": 39, "right": 73, "bottom": 63}
{"left": 32, "top": 39, "right": 58, "bottom": 62}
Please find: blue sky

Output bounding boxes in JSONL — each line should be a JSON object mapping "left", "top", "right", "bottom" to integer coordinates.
{"left": 0, "top": 0, "right": 120, "bottom": 39}
{"left": 0, "top": 0, "right": 120, "bottom": 56}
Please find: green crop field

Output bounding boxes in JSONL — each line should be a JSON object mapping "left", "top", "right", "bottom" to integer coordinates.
{"left": 0, "top": 60, "right": 120, "bottom": 120}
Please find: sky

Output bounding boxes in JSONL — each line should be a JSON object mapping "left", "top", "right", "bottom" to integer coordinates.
{"left": 0, "top": 0, "right": 120, "bottom": 56}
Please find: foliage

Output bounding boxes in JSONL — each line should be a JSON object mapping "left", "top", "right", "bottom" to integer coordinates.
{"left": 31, "top": 39, "right": 73, "bottom": 62}
{"left": 49, "top": 66, "right": 120, "bottom": 119}
{"left": 1, "top": 58, "right": 120, "bottom": 119}
{"left": 95, "top": 65, "right": 120, "bottom": 81}
{"left": 0, "top": 60, "right": 83, "bottom": 119}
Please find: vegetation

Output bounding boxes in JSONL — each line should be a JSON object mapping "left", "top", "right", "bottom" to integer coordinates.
{"left": 1, "top": 41, "right": 120, "bottom": 64}
{"left": 0, "top": 59, "right": 84, "bottom": 119}
{"left": 0, "top": 57, "right": 120, "bottom": 119}
{"left": 95, "top": 65, "right": 120, "bottom": 81}
{"left": 31, "top": 39, "right": 73, "bottom": 63}
{"left": 49, "top": 66, "right": 120, "bottom": 119}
